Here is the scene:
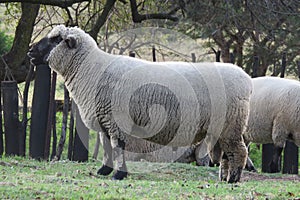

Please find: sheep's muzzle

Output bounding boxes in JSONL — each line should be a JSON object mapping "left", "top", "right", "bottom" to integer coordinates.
{"left": 28, "top": 36, "right": 62, "bottom": 66}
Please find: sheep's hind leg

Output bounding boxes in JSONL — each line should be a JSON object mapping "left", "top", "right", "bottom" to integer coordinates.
{"left": 269, "top": 122, "right": 286, "bottom": 173}
{"left": 97, "top": 132, "right": 114, "bottom": 176}
{"left": 111, "top": 138, "right": 128, "bottom": 180}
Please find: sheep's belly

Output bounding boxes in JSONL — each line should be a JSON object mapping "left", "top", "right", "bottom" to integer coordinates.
{"left": 78, "top": 108, "right": 102, "bottom": 132}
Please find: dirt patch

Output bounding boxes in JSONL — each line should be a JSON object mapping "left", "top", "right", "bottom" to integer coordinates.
{"left": 241, "top": 171, "right": 300, "bottom": 182}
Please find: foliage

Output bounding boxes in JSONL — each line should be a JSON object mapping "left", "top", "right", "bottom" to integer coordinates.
{"left": 0, "top": 157, "right": 299, "bottom": 199}
{"left": 179, "top": 0, "right": 300, "bottom": 76}
{"left": 0, "top": 28, "right": 13, "bottom": 55}
{"left": 248, "top": 143, "right": 262, "bottom": 170}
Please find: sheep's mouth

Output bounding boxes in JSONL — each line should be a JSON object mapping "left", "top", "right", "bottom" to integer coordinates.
{"left": 28, "top": 49, "right": 50, "bottom": 66}
{"left": 28, "top": 36, "right": 61, "bottom": 66}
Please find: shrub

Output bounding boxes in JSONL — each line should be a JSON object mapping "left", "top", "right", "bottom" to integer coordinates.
{"left": 0, "top": 30, "right": 13, "bottom": 55}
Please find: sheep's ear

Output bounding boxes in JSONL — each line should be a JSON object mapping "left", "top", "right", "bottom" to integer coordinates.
{"left": 65, "top": 35, "right": 77, "bottom": 49}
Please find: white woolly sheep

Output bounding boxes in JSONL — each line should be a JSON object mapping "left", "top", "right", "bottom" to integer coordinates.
{"left": 28, "top": 25, "right": 252, "bottom": 183}
{"left": 244, "top": 76, "right": 300, "bottom": 172}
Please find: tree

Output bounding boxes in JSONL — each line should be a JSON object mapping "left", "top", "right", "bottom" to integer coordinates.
{"left": 0, "top": 3, "right": 39, "bottom": 82}
{"left": 0, "top": 0, "right": 181, "bottom": 82}
{"left": 178, "top": 0, "right": 300, "bottom": 76}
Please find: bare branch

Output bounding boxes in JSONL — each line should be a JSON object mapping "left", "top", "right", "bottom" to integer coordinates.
{"left": 88, "top": 0, "right": 117, "bottom": 41}
{"left": 118, "top": 0, "right": 127, "bottom": 4}
{"left": 0, "top": 0, "right": 89, "bottom": 8}
{"left": 129, "top": 0, "right": 179, "bottom": 23}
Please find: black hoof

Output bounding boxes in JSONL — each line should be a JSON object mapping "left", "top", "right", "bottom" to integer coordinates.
{"left": 112, "top": 171, "right": 128, "bottom": 180}
{"left": 245, "top": 165, "right": 257, "bottom": 172}
{"left": 97, "top": 165, "right": 113, "bottom": 176}
{"left": 227, "top": 167, "right": 243, "bottom": 183}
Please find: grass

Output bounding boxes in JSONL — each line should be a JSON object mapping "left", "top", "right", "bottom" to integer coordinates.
{"left": 0, "top": 157, "right": 299, "bottom": 199}
{"left": 7, "top": 74, "right": 300, "bottom": 199}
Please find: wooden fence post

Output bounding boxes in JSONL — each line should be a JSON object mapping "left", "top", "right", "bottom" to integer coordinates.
{"left": 212, "top": 48, "right": 221, "bottom": 62}
{"left": 30, "top": 64, "right": 51, "bottom": 160}
{"left": 20, "top": 64, "right": 34, "bottom": 156}
{"left": 152, "top": 46, "right": 156, "bottom": 62}
{"left": 252, "top": 56, "right": 259, "bottom": 78}
{"left": 283, "top": 141, "right": 298, "bottom": 174}
{"left": 129, "top": 51, "right": 135, "bottom": 58}
{"left": 71, "top": 101, "right": 89, "bottom": 162}
{"left": 1, "top": 81, "right": 19, "bottom": 156}
{"left": 280, "top": 52, "right": 286, "bottom": 78}
{"left": 191, "top": 53, "right": 196, "bottom": 63}
{"left": 230, "top": 52, "right": 235, "bottom": 64}
{"left": 54, "top": 86, "right": 70, "bottom": 161}
{"left": 51, "top": 101, "right": 57, "bottom": 160}
{"left": 68, "top": 102, "right": 74, "bottom": 160}
{"left": 0, "top": 87, "right": 3, "bottom": 156}
{"left": 297, "top": 61, "right": 300, "bottom": 80}
{"left": 44, "top": 71, "right": 57, "bottom": 160}
{"left": 261, "top": 144, "right": 281, "bottom": 173}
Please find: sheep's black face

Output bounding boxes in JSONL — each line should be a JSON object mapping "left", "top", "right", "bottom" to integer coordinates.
{"left": 28, "top": 35, "right": 63, "bottom": 66}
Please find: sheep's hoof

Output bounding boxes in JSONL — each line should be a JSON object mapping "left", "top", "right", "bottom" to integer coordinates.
{"left": 219, "top": 168, "right": 228, "bottom": 182}
{"left": 227, "top": 167, "right": 243, "bottom": 183}
{"left": 219, "top": 173, "right": 227, "bottom": 182}
{"left": 245, "top": 165, "right": 257, "bottom": 172}
{"left": 97, "top": 165, "right": 113, "bottom": 176}
{"left": 112, "top": 171, "right": 128, "bottom": 180}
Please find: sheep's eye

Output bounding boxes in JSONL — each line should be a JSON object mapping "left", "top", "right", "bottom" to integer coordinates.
{"left": 49, "top": 35, "right": 63, "bottom": 44}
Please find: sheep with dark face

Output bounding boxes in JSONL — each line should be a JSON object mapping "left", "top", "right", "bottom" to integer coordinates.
{"left": 28, "top": 25, "right": 252, "bottom": 183}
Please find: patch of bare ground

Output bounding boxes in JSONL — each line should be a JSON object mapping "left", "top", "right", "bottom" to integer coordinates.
{"left": 242, "top": 171, "right": 300, "bottom": 182}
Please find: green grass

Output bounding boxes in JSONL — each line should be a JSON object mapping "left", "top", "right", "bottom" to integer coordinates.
{"left": 10, "top": 78, "right": 300, "bottom": 199}
{"left": 0, "top": 157, "right": 299, "bottom": 199}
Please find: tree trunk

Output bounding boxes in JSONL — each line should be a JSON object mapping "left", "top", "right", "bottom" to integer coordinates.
{"left": 212, "top": 30, "right": 232, "bottom": 63}
{"left": 235, "top": 42, "right": 244, "bottom": 67}
{"left": 0, "top": 3, "right": 39, "bottom": 83}
{"left": 88, "top": 0, "right": 117, "bottom": 41}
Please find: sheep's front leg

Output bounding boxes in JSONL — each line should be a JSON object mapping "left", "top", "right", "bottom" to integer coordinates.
{"left": 225, "top": 141, "right": 247, "bottom": 183}
{"left": 111, "top": 137, "right": 128, "bottom": 180}
{"left": 97, "top": 132, "right": 114, "bottom": 176}
{"left": 219, "top": 154, "right": 229, "bottom": 181}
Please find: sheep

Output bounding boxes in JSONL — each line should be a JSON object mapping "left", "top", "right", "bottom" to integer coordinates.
{"left": 243, "top": 76, "right": 300, "bottom": 172}
{"left": 28, "top": 25, "right": 252, "bottom": 183}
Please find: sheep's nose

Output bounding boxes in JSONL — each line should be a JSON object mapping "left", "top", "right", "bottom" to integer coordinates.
{"left": 27, "top": 46, "right": 41, "bottom": 61}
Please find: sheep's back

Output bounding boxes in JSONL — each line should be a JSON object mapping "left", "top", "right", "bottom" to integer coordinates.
{"left": 246, "top": 77, "right": 300, "bottom": 144}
